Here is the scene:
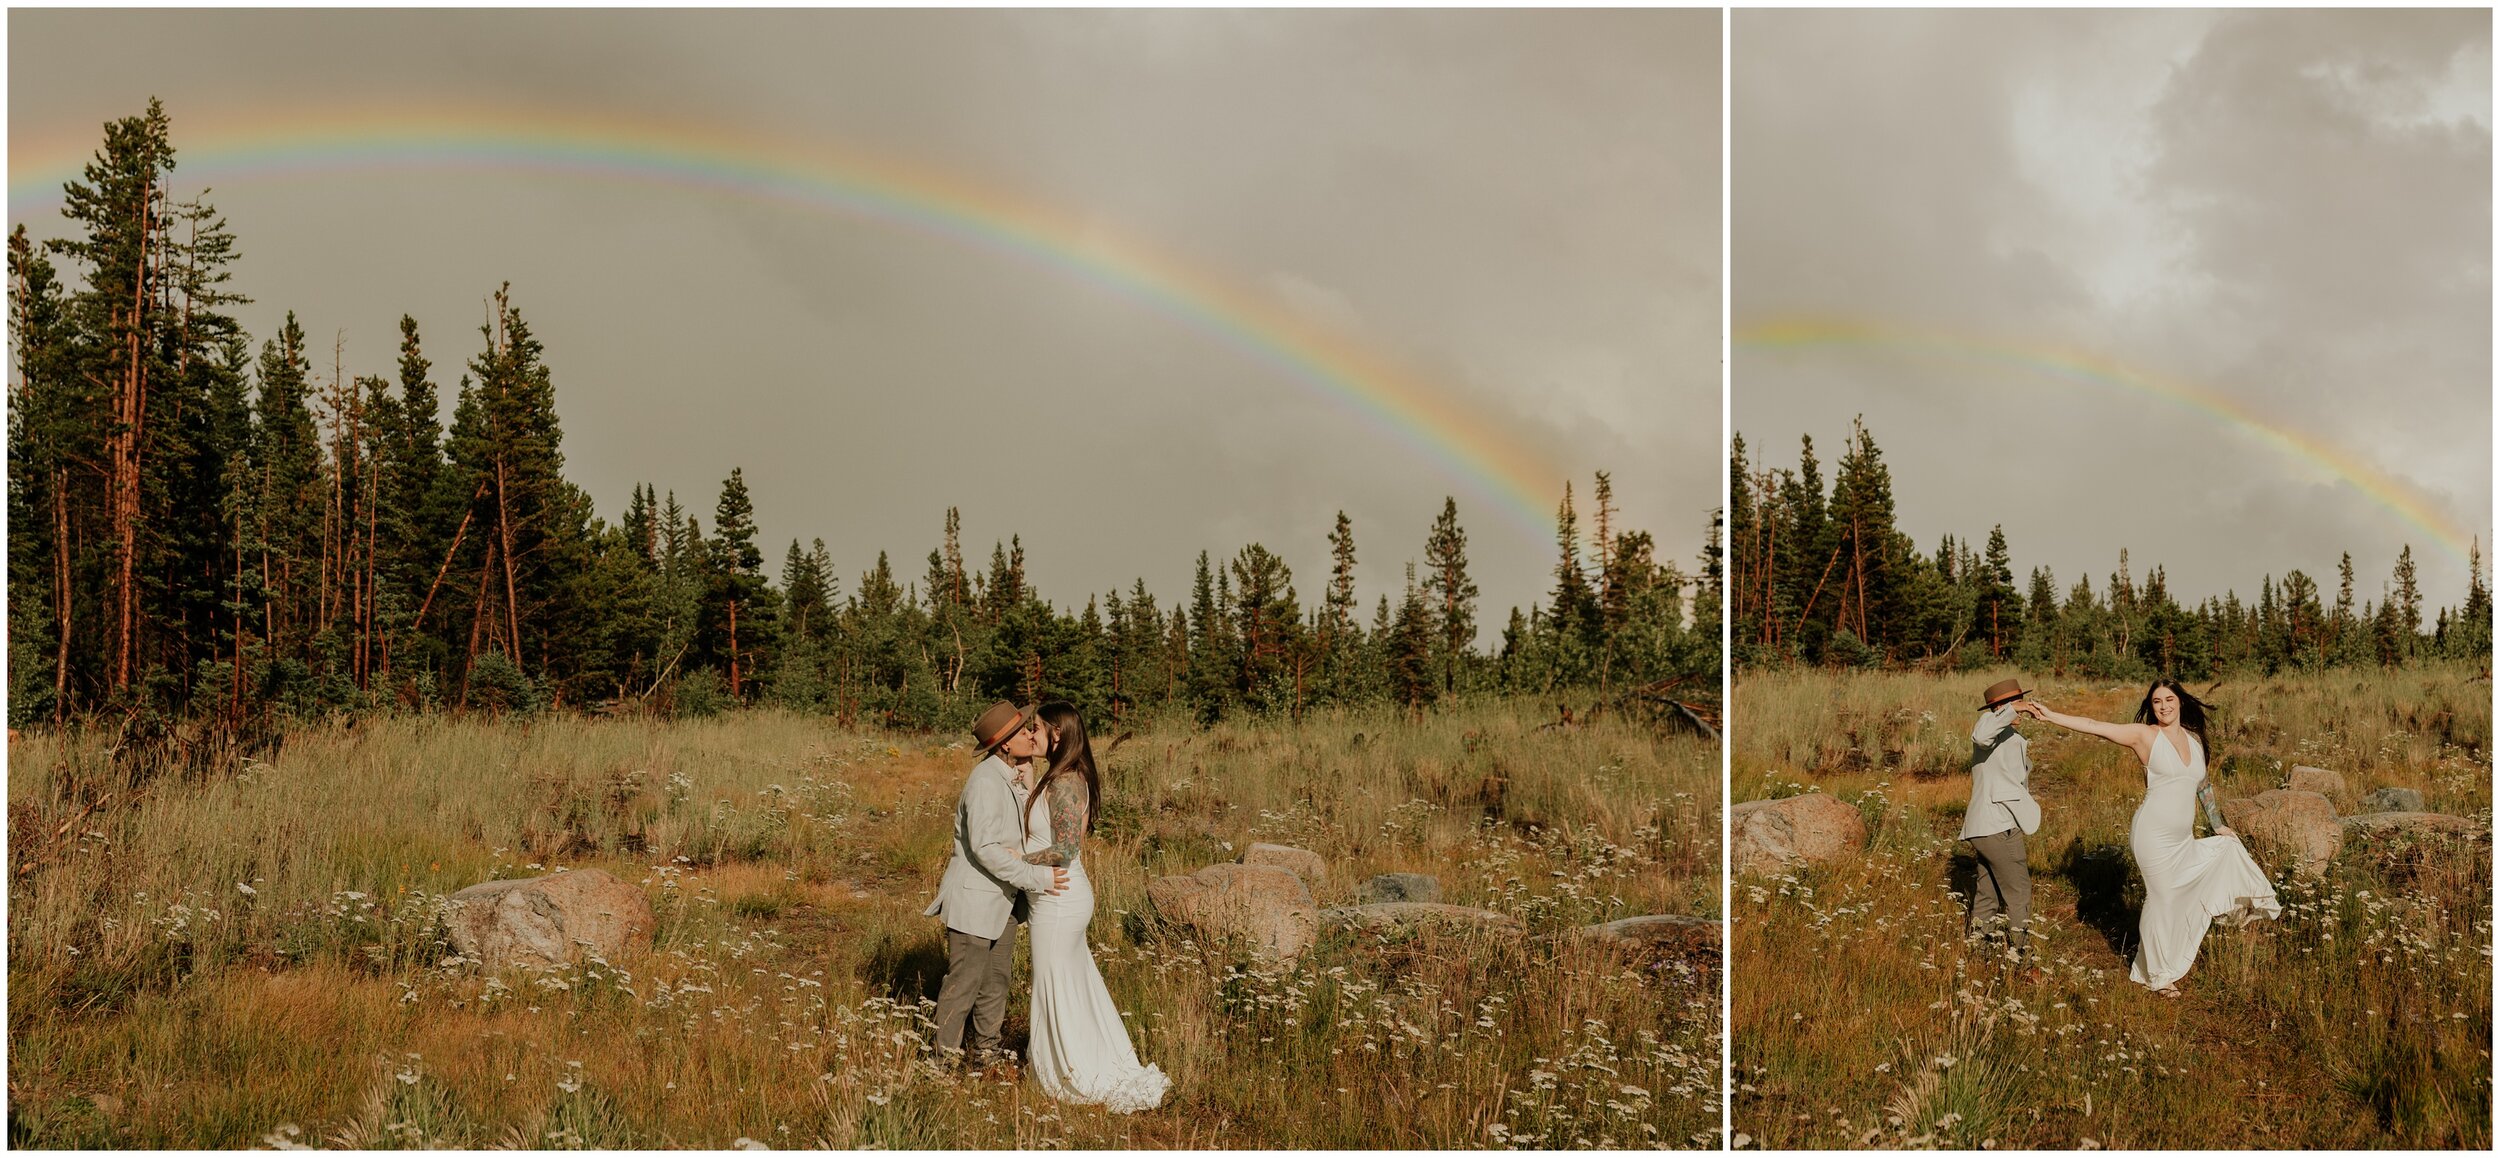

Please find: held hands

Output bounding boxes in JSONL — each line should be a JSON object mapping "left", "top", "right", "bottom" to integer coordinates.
{"left": 2215, "top": 826, "right": 2237, "bottom": 838}
{"left": 1046, "top": 866, "right": 1070, "bottom": 895}
{"left": 2013, "top": 699, "right": 2047, "bottom": 720}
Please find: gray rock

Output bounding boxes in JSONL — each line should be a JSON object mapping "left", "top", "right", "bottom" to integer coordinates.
{"left": 2340, "top": 811, "right": 2483, "bottom": 837}
{"left": 1730, "top": 792, "right": 1867, "bottom": 877}
{"left": 443, "top": 869, "right": 653, "bottom": 971}
{"left": 1318, "top": 902, "right": 1523, "bottom": 934}
{"left": 1147, "top": 863, "right": 1318, "bottom": 959}
{"left": 1355, "top": 872, "right": 1443, "bottom": 905}
{"left": 2359, "top": 786, "right": 2426, "bottom": 814}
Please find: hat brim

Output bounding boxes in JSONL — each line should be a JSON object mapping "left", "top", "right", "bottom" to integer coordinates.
{"left": 979, "top": 703, "right": 1040, "bottom": 753}
{"left": 1980, "top": 690, "right": 2032, "bottom": 710}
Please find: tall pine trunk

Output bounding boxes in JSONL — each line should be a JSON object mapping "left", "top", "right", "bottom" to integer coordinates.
{"left": 53, "top": 471, "right": 73, "bottom": 720}
{"left": 112, "top": 173, "right": 152, "bottom": 693}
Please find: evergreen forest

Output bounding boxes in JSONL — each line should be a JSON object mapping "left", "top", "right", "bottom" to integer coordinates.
{"left": 1730, "top": 418, "right": 2494, "bottom": 678}
{"left": 9, "top": 101, "right": 1723, "bottom": 735}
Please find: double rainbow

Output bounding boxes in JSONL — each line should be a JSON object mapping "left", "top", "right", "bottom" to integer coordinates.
{"left": 10, "top": 105, "right": 1565, "bottom": 539}
{"left": 1737, "top": 318, "right": 2480, "bottom": 565}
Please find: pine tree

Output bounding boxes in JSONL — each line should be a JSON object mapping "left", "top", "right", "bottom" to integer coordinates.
{"left": 1691, "top": 509, "right": 1723, "bottom": 658}
{"left": 1728, "top": 433, "right": 1756, "bottom": 645}
{"left": 707, "top": 468, "right": 774, "bottom": 700}
{"left": 984, "top": 542, "right": 1014, "bottom": 622}
{"left": 1423, "top": 497, "right": 1478, "bottom": 695}
{"left": 1977, "top": 525, "right": 2017, "bottom": 658}
{"left": 1551, "top": 481, "right": 1597, "bottom": 644}
{"left": 1321, "top": 510, "right": 1361, "bottom": 699}
{"left": 1782, "top": 435, "right": 1832, "bottom": 653}
{"left": 2392, "top": 544, "right": 2422, "bottom": 659}
{"left": 1827, "top": 417, "right": 1904, "bottom": 656}
{"left": 783, "top": 538, "right": 834, "bottom": 644}
{"left": 439, "top": 286, "right": 595, "bottom": 705}
{"left": 623, "top": 484, "right": 657, "bottom": 566}
{"left": 2334, "top": 551, "right": 2357, "bottom": 645}
{"left": 51, "top": 99, "right": 177, "bottom": 695}
{"left": 2462, "top": 539, "right": 2492, "bottom": 663}
{"left": 8, "top": 225, "right": 84, "bottom": 719}
{"left": 1591, "top": 471, "right": 1619, "bottom": 617}
{"left": 943, "top": 506, "right": 967, "bottom": 609}
{"left": 1185, "top": 551, "right": 1230, "bottom": 724}
{"left": 254, "top": 313, "right": 323, "bottom": 667}
{"left": 1229, "top": 543, "right": 1302, "bottom": 714}
{"left": 1386, "top": 562, "right": 1437, "bottom": 713}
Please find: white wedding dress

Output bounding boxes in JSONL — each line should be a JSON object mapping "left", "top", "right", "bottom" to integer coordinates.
{"left": 2128, "top": 728, "right": 2282, "bottom": 990}
{"left": 1021, "top": 790, "right": 1169, "bottom": 1112}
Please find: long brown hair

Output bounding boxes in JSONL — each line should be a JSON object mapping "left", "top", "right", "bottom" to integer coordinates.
{"left": 1023, "top": 701, "right": 1100, "bottom": 839}
{"left": 2133, "top": 678, "right": 2213, "bottom": 759}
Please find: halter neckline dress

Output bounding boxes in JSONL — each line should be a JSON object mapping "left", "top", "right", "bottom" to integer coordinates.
{"left": 2127, "top": 728, "right": 2282, "bottom": 990}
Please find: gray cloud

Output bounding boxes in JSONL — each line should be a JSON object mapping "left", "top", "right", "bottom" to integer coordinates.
{"left": 10, "top": 8, "right": 1721, "bottom": 634}
{"left": 1735, "top": 8, "right": 2490, "bottom": 608}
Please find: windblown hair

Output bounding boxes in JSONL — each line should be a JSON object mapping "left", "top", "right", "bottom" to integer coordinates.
{"left": 2133, "top": 678, "right": 2213, "bottom": 758}
{"left": 1023, "top": 700, "right": 1100, "bottom": 840}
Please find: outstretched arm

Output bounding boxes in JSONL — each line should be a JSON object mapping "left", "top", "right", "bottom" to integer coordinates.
{"left": 2018, "top": 700, "right": 2154, "bottom": 753}
{"left": 1022, "top": 776, "right": 1088, "bottom": 867}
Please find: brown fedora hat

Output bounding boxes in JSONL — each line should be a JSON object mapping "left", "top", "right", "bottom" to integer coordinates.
{"left": 971, "top": 700, "right": 1037, "bottom": 754}
{"left": 1978, "top": 678, "right": 2032, "bottom": 711}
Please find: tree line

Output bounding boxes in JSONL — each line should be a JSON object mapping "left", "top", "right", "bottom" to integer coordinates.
{"left": 1730, "top": 418, "right": 2493, "bottom": 679}
{"left": 8, "top": 101, "right": 1721, "bottom": 733}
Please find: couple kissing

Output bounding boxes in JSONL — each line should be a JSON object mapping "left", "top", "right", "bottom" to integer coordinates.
{"left": 924, "top": 699, "right": 1170, "bottom": 1112}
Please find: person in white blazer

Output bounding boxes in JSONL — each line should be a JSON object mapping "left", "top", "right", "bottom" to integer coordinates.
{"left": 1965, "top": 678, "right": 2043, "bottom": 966}
{"left": 927, "top": 700, "right": 1067, "bottom": 1060}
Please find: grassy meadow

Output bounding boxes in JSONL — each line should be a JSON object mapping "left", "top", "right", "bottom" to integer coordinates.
{"left": 1731, "top": 664, "right": 2491, "bottom": 1150}
{"left": 8, "top": 700, "right": 1717, "bottom": 1149}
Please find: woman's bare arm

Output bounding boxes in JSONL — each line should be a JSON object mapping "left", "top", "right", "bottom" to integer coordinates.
{"left": 2196, "top": 781, "right": 2235, "bottom": 836}
{"left": 2018, "top": 700, "right": 2155, "bottom": 758}
{"left": 1022, "top": 776, "right": 1087, "bottom": 866}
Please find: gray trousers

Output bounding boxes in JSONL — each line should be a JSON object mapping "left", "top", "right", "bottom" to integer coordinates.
{"left": 932, "top": 925, "right": 1018, "bottom": 1054}
{"left": 1965, "top": 828, "right": 2032, "bottom": 957}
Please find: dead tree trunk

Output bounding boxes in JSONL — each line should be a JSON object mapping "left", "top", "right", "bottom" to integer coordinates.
{"left": 493, "top": 456, "right": 522, "bottom": 675}
{"left": 727, "top": 598, "right": 741, "bottom": 701}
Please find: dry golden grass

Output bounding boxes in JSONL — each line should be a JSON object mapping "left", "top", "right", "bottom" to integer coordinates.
{"left": 1731, "top": 664, "right": 2492, "bottom": 1149}
{"left": 8, "top": 700, "right": 1717, "bottom": 1149}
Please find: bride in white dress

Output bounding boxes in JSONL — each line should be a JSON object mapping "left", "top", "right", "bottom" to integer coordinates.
{"left": 1015, "top": 702, "right": 1170, "bottom": 1112}
{"left": 2019, "top": 680, "right": 2281, "bottom": 995}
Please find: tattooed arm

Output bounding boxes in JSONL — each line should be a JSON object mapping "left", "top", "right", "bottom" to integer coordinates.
{"left": 1023, "top": 775, "right": 1088, "bottom": 866}
{"left": 2197, "top": 780, "right": 2233, "bottom": 836}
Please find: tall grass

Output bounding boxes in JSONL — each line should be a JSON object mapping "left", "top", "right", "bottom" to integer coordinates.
{"left": 1732, "top": 664, "right": 2491, "bottom": 1149}
{"left": 8, "top": 700, "right": 1718, "bottom": 1148}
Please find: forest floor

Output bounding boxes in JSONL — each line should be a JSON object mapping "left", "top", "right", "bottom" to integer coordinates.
{"left": 9, "top": 700, "right": 1718, "bottom": 1149}
{"left": 1730, "top": 664, "right": 2492, "bottom": 1149}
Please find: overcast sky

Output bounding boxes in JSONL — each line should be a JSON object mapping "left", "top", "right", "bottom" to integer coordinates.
{"left": 9, "top": 9, "right": 1722, "bottom": 636}
{"left": 1736, "top": 9, "right": 2491, "bottom": 610}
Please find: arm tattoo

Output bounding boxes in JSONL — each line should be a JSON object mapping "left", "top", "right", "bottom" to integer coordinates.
{"left": 1023, "top": 776, "right": 1087, "bottom": 866}
{"left": 2197, "top": 781, "right": 2227, "bottom": 834}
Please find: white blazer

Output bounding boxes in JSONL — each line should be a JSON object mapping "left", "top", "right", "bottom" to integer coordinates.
{"left": 1963, "top": 705, "right": 2043, "bottom": 839}
{"left": 924, "top": 754, "right": 1055, "bottom": 939}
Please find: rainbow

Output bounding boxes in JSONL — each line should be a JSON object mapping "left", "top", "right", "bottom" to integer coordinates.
{"left": 10, "top": 105, "right": 1564, "bottom": 539}
{"left": 1735, "top": 317, "right": 2481, "bottom": 565}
